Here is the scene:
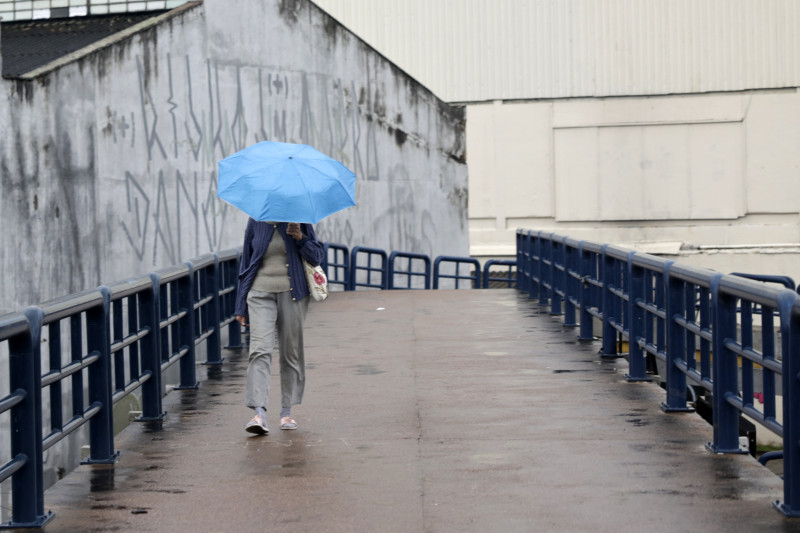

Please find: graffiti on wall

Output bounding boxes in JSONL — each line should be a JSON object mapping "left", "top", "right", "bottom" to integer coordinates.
{"left": 113, "top": 52, "right": 391, "bottom": 265}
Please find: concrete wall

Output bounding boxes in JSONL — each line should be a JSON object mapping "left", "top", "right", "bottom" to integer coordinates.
{"left": 468, "top": 89, "right": 800, "bottom": 282}
{"left": 0, "top": 0, "right": 468, "bottom": 314}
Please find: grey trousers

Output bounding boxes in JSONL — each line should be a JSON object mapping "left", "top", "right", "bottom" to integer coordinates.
{"left": 245, "top": 290, "right": 309, "bottom": 411}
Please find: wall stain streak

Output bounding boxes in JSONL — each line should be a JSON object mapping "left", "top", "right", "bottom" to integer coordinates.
{"left": 137, "top": 56, "right": 167, "bottom": 161}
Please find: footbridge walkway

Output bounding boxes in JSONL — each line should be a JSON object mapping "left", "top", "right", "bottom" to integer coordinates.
{"left": 2, "top": 233, "right": 800, "bottom": 532}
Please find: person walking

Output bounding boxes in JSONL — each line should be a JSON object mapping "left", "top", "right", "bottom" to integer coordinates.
{"left": 234, "top": 219, "right": 324, "bottom": 435}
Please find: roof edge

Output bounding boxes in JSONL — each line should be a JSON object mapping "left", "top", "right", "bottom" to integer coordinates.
{"left": 14, "top": 1, "right": 202, "bottom": 80}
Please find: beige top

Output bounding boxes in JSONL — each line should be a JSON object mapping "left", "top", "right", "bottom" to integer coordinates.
{"left": 251, "top": 228, "right": 291, "bottom": 293}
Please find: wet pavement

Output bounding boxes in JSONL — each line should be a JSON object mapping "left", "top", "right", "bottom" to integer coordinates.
{"left": 29, "top": 290, "right": 800, "bottom": 532}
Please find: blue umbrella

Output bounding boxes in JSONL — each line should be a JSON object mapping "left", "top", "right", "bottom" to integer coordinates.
{"left": 217, "top": 141, "right": 356, "bottom": 224}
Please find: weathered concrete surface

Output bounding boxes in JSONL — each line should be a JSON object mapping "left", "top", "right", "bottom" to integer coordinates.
{"left": 0, "top": 0, "right": 468, "bottom": 315}
{"left": 32, "top": 290, "right": 799, "bottom": 532}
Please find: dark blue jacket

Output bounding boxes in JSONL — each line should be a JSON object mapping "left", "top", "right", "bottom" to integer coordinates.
{"left": 234, "top": 219, "right": 324, "bottom": 318}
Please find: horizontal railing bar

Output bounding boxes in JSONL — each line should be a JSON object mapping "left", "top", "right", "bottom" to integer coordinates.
{"left": 673, "top": 361, "right": 713, "bottom": 392}
{"left": 194, "top": 329, "right": 214, "bottom": 345}
{"left": 603, "top": 244, "right": 632, "bottom": 261}
{"left": 718, "top": 275, "right": 792, "bottom": 309}
{"left": 0, "top": 313, "right": 31, "bottom": 337}
{"left": 42, "top": 403, "right": 102, "bottom": 452}
{"left": 0, "top": 454, "right": 27, "bottom": 484}
{"left": 580, "top": 241, "right": 603, "bottom": 254}
{"left": 160, "top": 309, "right": 188, "bottom": 329}
{"left": 608, "top": 319, "right": 625, "bottom": 336}
{"left": 110, "top": 327, "right": 151, "bottom": 354}
{"left": 105, "top": 277, "right": 152, "bottom": 300}
{"left": 161, "top": 347, "right": 190, "bottom": 372}
{"left": 726, "top": 395, "right": 784, "bottom": 437}
{"left": 636, "top": 301, "right": 666, "bottom": 319}
{"left": 631, "top": 251, "right": 670, "bottom": 271}
{"left": 608, "top": 287, "right": 629, "bottom": 301}
{"left": 666, "top": 262, "right": 718, "bottom": 288}
{"left": 38, "top": 290, "right": 105, "bottom": 323}
{"left": 152, "top": 264, "right": 191, "bottom": 284}
{"left": 194, "top": 294, "right": 214, "bottom": 309}
{"left": 41, "top": 353, "right": 101, "bottom": 388}
{"left": 723, "top": 340, "right": 783, "bottom": 373}
{"left": 673, "top": 317, "right": 713, "bottom": 342}
{"left": 187, "top": 254, "right": 216, "bottom": 270}
{"left": 112, "top": 372, "right": 152, "bottom": 404}
{"left": 0, "top": 389, "right": 26, "bottom": 414}
{"left": 585, "top": 278, "right": 603, "bottom": 289}
{"left": 216, "top": 248, "right": 239, "bottom": 262}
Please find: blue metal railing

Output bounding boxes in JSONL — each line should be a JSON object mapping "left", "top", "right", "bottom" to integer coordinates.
{"left": 516, "top": 229, "right": 800, "bottom": 517}
{"left": 388, "top": 252, "right": 431, "bottom": 290}
{"left": 322, "top": 243, "right": 350, "bottom": 290}
{"left": 0, "top": 241, "right": 514, "bottom": 528}
{"left": 349, "top": 246, "right": 388, "bottom": 290}
{"left": 433, "top": 256, "right": 481, "bottom": 289}
{"left": 0, "top": 250, "right": 240, "bottom": 529}
{"left": 482, "top": 259, "right": 516, "bottom": 288}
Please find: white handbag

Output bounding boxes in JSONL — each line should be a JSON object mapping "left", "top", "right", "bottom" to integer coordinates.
{"left": 303, "top": 259, "right": 329, "bottom": 301}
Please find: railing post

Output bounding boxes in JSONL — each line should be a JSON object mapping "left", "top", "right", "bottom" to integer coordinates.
{"left": 83, "top": 287, "right": 119, "bottom": 464}
{"left": 138, "top": 274, "right": 166, "bottom": 422}
{"left": 775, "top": 291, "right": 800, "bottom": 516}
{"left": 204, "top": 254, "right": 223, "bottom": 366}
{"left": 577, "top": 242, "right": 593, "bottom": 341}
{"left": 539, "top": 232, "right": 551, "bottom": 308}
{"left": 661, "top": 262, "right": 693, "bottom": 411}
{"left": 626, "top": 253, "right": 650, "bottom": 381}
{"left": 516, "top": 231, "right": 527, "bottom": 292}
{"left": 3, "top": 307, "right": 53, "bottom": 528}
{"left": 176, "top": 262, "right": 199, "bottom": 390}
{"left": 549, "top": 234, "right": 562, "bottom": 315}
{"left": 599, "top": 245, "right": 617, "bottom": 357}
{"left": 530, "top": 231, "right": 542, "bottom": 301}
{"left": 224, "top": 253, "right": 243, "bottom": 349}
{"left": 563, "top": 238, "right": 576, "bottom": 327}
{"left": 707, "top": 274, "right": 745, "bottom": 454}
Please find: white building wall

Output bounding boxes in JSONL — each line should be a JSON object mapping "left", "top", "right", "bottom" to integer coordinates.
{"left": 314, "top": 0, "right": 800, "bottom": 102}
{"left": 467, "top": 90, "right": 800, "bottom": 280}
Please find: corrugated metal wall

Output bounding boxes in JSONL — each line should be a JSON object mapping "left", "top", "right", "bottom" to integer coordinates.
{"left": 313, "top": 0, "right": 800, "bottom": 102}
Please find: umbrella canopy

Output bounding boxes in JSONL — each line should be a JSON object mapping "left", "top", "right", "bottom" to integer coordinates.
{"left": 217, "top": 141, "right": 356, "bottom": 224}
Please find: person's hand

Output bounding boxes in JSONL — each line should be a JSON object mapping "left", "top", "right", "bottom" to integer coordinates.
{"left": 287, "top": 223, "right": 303, "bottom": 241}
{"left": 236, "top": 315, "right": 248, "bottom": 327}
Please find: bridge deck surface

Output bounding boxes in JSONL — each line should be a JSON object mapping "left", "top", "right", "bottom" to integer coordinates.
{"left": 34, "top": 289, "right": 797, "bottom": 532}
